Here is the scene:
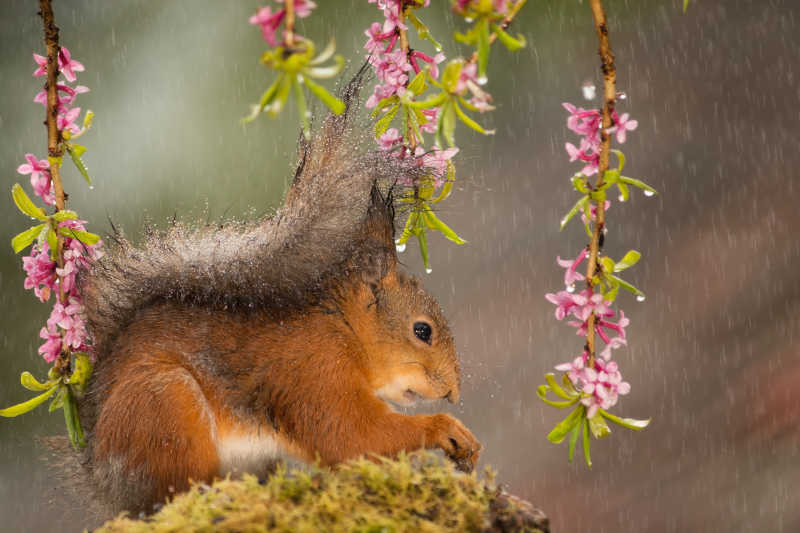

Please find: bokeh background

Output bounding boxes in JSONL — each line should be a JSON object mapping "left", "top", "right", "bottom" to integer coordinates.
{"left": 1, "top": 0, "right": 798, "bottom": 531}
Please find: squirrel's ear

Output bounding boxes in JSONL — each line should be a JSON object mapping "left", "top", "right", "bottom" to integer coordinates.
{"left": 352, "top": 184, "right": 397, "bottom": 287}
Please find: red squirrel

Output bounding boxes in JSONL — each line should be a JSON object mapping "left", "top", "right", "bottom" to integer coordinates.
{"left": 74, "top": 76, "right": 482, "bottom": 513}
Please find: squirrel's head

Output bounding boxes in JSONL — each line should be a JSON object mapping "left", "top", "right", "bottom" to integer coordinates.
{"left": 341, "top": 269, "right": 460, "bottom": 408}
{"left": 335, "top": 185, "right": 460, "bottom": 408}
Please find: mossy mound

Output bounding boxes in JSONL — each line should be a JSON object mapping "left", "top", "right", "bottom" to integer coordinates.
{"left": 95, "top": 452, "right": 548, "bottom": 532}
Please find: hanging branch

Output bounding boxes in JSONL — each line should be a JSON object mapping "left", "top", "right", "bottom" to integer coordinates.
{"left": 584, "top": 0, "right": 616, "bottom": 369}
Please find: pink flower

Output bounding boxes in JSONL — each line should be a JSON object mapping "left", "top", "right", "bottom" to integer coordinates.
{"left": 607, "top": 111, "right": 638, "bottom": 143}
{"left": 32, "top": 53, "right": 48, "bottom": 77}
{"left": 17, "top": 153, "right": 50, "bottom": 183}
{"left": 378, "top": 128, "right": 402, "bottom": 151}
{"left": 249, "top": 6, "right": 285, "bottom": 46}
{"left": 409, "top": 50, "right": 445, "bottom": 78}
{"left": 57, "top": 47, "right": 84, "bottom": 83}
{"left": 22, "top": 244, "right": 57, "bottom": 303}
{"left": 419, "top": 107, "right": 439, "bottom": 134}
{"left": 545, "top": 290, "right": 588, "bottom": 321}
{"left": 556, "top": 352, "right": 631, "bottom": 419}
{"left": 57, "top": 107, "right": 81, "bottom": 135}
{"left": 277, "top": 0, "right": 316, "bottom": 18}
{"left": 420, "top": 147, "right": 458, "bottom": 186}
{"left": 364, "top": 22, "right": 395, "bottom": 55}
{"left": 39, "top": 324, "right": 62, "bottom": 363}
{"left": 34, "top": 83, "right": 89, "bottom": 112}
{"left": 556, "top": 248, "right": 587, "bottom": 288}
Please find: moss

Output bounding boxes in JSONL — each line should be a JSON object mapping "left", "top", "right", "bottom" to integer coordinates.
{"left": 94, "top": 452, "right": 548, "bottom": 533}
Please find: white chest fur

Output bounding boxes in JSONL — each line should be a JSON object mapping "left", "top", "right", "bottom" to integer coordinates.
{"left": 217, "top": 429, "right": 286, "bottom": 477}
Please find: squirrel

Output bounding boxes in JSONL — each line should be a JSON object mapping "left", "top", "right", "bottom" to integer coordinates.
{"left": 70, "top": 73, "right": 482, "bottom": 514}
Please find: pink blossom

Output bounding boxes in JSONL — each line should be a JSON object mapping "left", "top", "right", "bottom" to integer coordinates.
{"left": 581, "top": 199, "right": 611, "bottom": 225}
{"left": 556, "top": 248, "right": 587, "bottom": 288}
{"left": 420, "top": 147, "right": 458, "bottom": 186}
{"left": 409, "top": 50, "right": 445, "bottom": 78}
{"left": 545, "top": 290, "right": 588, "bottom": 321}
{"left": 22, "top": 244, "right": 57, "bottom": 303}
{"left": 57, "top": 47, "right": 84, "bottom": 83}
{"left": 419, "top": 107, "right": 439, "bottom": 134}
{"left": 556, "top": 352, "right": 631, "bottom": 419}
{"left": 34, "top": 83, "right": 89, "bottom": 112}
{"left": 277, "top": 0, "right": 316, "bottom": 18}
{"left": 57, "top": 107, "right": 81, "bottom": 135}
{"left": 249, "top": 6, "right": 285, "bottom": 46}
{"left": 378, "top": 128, "right": 402, "bottom": 150}
{"left": 456, "top": 62, "right": 478, "bottom": 94}
{"left": 17, "top": 153, "right": 50, "bottom": 183}
{"left": 39, "top": 324, "right": 62, "bottom": 363}
{"left": 364, "top": 22, "right": 394, "bottom": 55}
{"left": 607, "top": 111, "right": 638, "bottom": 143}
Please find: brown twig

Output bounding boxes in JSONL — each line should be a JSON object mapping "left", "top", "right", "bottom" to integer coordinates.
{"left": 584, "top": 0, "right": 616, "bottom": 369}
{"left": 285, "top": 0, "right": 295, "bottom": 48}
{"left": 397, "top": 4, "right": 417, "bottom": 150}
{"left": 39, "top": 0, "right": 71, "bottom": 375}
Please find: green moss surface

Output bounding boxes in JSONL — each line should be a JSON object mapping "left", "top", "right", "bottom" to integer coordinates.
{"left": 94, "top": 452, "right": 548, "bottom": 533}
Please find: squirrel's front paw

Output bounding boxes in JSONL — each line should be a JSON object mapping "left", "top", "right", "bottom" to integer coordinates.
{"left": 427, "top": 413, "right": 482, "bottom": 473}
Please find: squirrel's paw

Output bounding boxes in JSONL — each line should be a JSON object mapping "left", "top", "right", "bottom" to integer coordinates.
{"left": 428, "top": 413, "right": 482, "bottom": 473}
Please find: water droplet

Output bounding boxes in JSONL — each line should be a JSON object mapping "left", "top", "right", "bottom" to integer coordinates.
{"left": 617, "top": 91, "right": 627, "bottom": 100}
{"left": 89, "top": 185, "right": 95, "bottom": 190}
{"left": 582, "top": 82, "right": 596, "bottom": 101}
{"left": 644, "top": 190, "right": 655, "bottom": 197}
{"left": 636, "top": 294, "right": 646, "bottom": 302}
{"left": 425, "top": 268, "right": 433, "bottom": 274}
{"left": 567, "top": 284, "right": 576, "bottom": 293}
{"left": 618, "top": 194, "right": 625, "bottom": 201}
{"left": 465, "top": 17, "right": 474, "bottom": 23}
{"left": 395, "top": 243, "right": 406, "bottom": 253}
{"left": 477, "top": 76, "right": 488, "bottom": 86}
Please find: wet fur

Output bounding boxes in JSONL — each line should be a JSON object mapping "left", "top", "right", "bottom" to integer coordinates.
{"left": 68, "top": 71, "right": 480, "bottom": 515}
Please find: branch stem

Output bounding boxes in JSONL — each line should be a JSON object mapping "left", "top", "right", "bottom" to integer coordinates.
{"left": 398, "top": 3, "right": 417, "bottom": 150}
{"left": 585, "top": 0, "right": 616, "bottom": 369}
{"left": 285, "top": 0, "right": 295, "bottom": 48}
{"left": 466, "top": 0, "right": 527, "bottom": 64}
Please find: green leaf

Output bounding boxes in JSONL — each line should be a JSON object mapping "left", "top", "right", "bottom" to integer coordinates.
{"left": 303, "top": 77, "right": 345, "bottom": 115}
{"left": 12, "top": 224, "right": 46, "bottom": 253}
{"left": 611, "top": 149, "right": 626, "bottom": 171}
{"left": 292, "top": 78, "right": 310, "bottom": 139}
{"left": 407, "top": 11, "right": 443, "bottom": 51}
{"left": 49, "top": 386, "right": 66, "bottom": 412}
{"left": 683, "top": 0, "right": 690, "bottom": 13}
{"left": 63, "top": 388, "right": 86, "bottom": 448}
{"left": 545, "top": 373, "right": 575, "bottom": 400}
{"left": 582, "top": 418, "right": 592, "bottom": 467}
{"left": 599, "top": 409, "right": 651, "bottom": 430}
{"left": 12, "top": 184, "right": 47, "bottom": 221}
{"left": 537, "top": 385, "right": 580, "bottom": 408}
{"left": 610, "top": 274, "right": 645, "bottom": 299}
{"left": 603, "top": 168, "right": 620, "bottom": 184}
{"left": 619, "top": 175, "right": 658, "bottom": 196}
{"left": 70, "top": 143, "right": 87, "bottom": 158}
{"left": 476, "top": 18, "right": 490, "bottom": 81}
{"left": 67, "top": 353, "right": 93, "bottom": 395}
{"left": 0, "top": 386, "right": 58, "bottom": 417}
{"left": 416, "top": 223, "right": 430, "bottom": 272}
{"left": 617, "top": 181, "right": 630, "bottom": 202}
{"left": 568, "top": 417, "right": 581, "bottom": 462}
{"left": 46, "top": 228, "right": 58, "bottom": 260}
{"left": 547, "top": 405, "right": 585, "bottom": 444}
{"left": 431, "top": 162, "right": 455, "bottom": 204}
{"left": 604, "top": 277, "right": 620, "bottom": 302}
{"left": 422, "top": 209, "right": 466, "bottom": 245}
{"left": 52, "top": 210, "right": 78, "bottom": 222}
{"left": 407, "top": 70, "right": 428, "bottom": 96}
{"left": 66, "top": 144, "right": 92, "bottom": 185}
{"left": 441, "top": 60, "right": 464, "bottom": 93}
{"left": 304, "top": 55, "right": 345, "bottom": 79}
{"left": 374, "top": 104, "right": 400, "bottom": 138}
{"left": 82, "top": 110, "right": 95, "bottom": 130}
{"left": 407, "top": 91, "right": 447, "bottom": 109}
{"left": 268, "top": 75, "right": 292, "bottom": 117}
{"left": 491, "top": 23, "right": 526, "bottom": 51}
{"left": 59, "top": 227, "right": 101, "bottom": 246}
{"left": 588, "top": 413, "right": 611, "bottom": 438}
{"left": 599, "top": 256, "right": 615, "bottom": 275}
{"left": 453, "top": 101, "right": 493, "bottom": 135}
{"left": 440, "top": 100, "right": 456, "bottom": 148}
{"left": 614, "top": 250, "right": 642, "bottom": 272}
{"left": 560, "top": 195, "right": 589, "bottom": 230}
{"left": 395, "top": 212, "right": 418, "bottom": 246}
{"left": 571, "top": 175, "right": 589, "bottom": 194}
{"left": 20, "top": 371, "right": 55, "bottom": 392}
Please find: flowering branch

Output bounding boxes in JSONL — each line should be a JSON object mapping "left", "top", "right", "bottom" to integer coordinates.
{"left": 537, "top": 0, "right": 656, "bottom": 467}
{"left": 1, "top": 0, "right": 100, "bottom": 450}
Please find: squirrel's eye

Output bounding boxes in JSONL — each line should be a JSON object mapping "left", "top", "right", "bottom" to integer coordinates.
{"left": 413, "top": 321, "right": 432, "bottom": 344}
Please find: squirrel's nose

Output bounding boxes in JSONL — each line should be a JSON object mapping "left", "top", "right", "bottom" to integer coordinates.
{"left": 444, "top": 389, "right": 459, "bottom": 404}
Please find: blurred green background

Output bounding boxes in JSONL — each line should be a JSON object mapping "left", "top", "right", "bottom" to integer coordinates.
{"left": 1, "top": 0, "right": 798, "bottom": 531}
